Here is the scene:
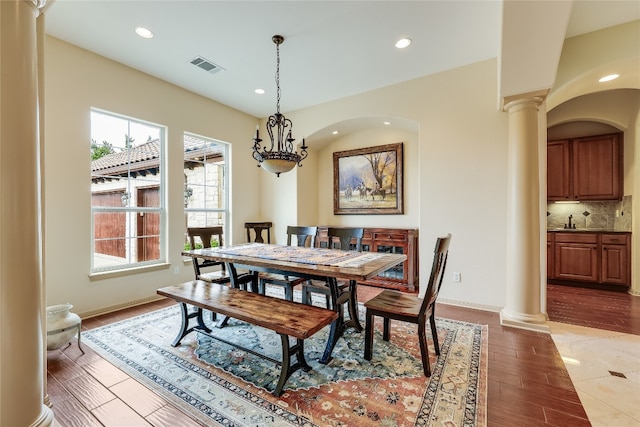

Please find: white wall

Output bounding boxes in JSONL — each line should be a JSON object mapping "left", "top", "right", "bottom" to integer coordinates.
{"left": 44, "top": 37, "right": 261, "bottom": 315}
{"left": 315, "top": 127, "right": 419, "bottom": 227}
{"left": 282, "top": 59, "right": 510, "bottom": 309}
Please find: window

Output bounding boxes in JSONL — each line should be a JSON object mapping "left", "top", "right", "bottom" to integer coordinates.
{"left": 183, "top": 133, "right": 229, "bottom": 248}
{"left": 90, "top": 109, "right": 165, "bottom": 272}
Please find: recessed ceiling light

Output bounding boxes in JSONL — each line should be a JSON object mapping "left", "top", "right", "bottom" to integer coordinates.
{"left": 598, "top": 74, "right": 619, "bottom": 82}
{"left": 383, "top": 121, "right": 391, "bottom": 125}
{"left": 254, "top": 89, "right": 265, "bottom": 94}
{"left": 135, "top": 27, "right": 154, "bottom": 39}
{"left": 395, "top": 38, "right": 412, "bottom": 49}
{"left": 332, "top": 131, "right": 339, "bottom": 135}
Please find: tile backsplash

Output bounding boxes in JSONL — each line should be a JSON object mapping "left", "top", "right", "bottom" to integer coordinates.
{"left": 547, "top": 195, "right": 632, "bottom": 231}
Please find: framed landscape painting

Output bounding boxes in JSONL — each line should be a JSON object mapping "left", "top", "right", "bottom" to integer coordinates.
{"left": 333, "top": 142, "right": 404, "bottom": 215}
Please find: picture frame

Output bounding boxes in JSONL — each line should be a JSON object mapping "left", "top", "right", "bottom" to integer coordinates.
{"left": 333, "top": 142, "right": 404, "bottom": 215}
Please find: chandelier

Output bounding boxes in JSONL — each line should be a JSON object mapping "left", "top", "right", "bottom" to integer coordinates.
{"left": 252, "top": 35, "right": 308, "bottom": 177}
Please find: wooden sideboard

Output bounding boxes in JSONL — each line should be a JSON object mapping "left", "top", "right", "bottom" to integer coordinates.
{"left": 316, "top": 226, "right": 419, "bottom": 292}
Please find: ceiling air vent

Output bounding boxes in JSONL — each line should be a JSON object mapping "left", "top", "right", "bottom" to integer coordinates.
{"left": 189, "top": 56, "right": 225, "bottom": 75}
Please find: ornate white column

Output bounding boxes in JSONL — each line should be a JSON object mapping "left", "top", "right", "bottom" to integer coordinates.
{"left": 0, "top": 1, "right": 54, "bottom": 426}
{"left": 500, "top": 93, "right": 550, "bottom": 332}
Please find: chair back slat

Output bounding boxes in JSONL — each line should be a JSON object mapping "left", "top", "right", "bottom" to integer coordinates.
{"left": 187, "top": 226, "right": 224, "bottom": 249}
{"left": 421, "top": 234, "right": 452, "bottom": 313}
{"left": 245, "top": 221, "right": 273, "bottom": 243}
{"left": 286, "top": 226, "right": 317, "bottom": 247}
{"left": 327, "top": 227, "right": 364, "bottom": 252}
{"left": 187, "top": 226, "right": 227, "bottom": 279}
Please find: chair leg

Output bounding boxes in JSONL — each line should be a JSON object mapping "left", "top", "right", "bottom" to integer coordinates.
{"left": 364, "top": 310, "right": 374, "bottom": 360}
{"left": 284, "top": 285, "right": 293, "bottom": 301}
{"left": 430, "top": 312, "right": 440, "bottom": 355}
{"left": 418, "top": 322, "right": 431, "bottom": 377}
{"left": 382, "top": 318, "right": 391, "bottom": 341}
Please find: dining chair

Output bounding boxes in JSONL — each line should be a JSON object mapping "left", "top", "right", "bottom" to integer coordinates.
{"left": 363, "top": 233, "right": 451, "bottom": 377}
{"left": 245, "top": 221, "right": 273, "bottom": 243}
{"left": 301, "top": 227, "right": 364, "bottom": 331}
{"left": 187, "top": 226, "right": 230, "bottom": 284}
{"left": 187, "top": 226, "right": 256, "bottom": 291}
{"left": 258, "top": 226, "right": 317, "bottom": 300}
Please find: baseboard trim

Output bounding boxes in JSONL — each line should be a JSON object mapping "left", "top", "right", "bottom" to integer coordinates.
{"left": 438, "top": 298, "right": 502, "bottom": 313}
{"left": 79, "top": 295, "right": 166, "bottom": 320}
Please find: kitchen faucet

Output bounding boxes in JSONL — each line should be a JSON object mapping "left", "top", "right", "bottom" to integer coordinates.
{"left": 564, "top": 214, "right": 576, "bottom": 229}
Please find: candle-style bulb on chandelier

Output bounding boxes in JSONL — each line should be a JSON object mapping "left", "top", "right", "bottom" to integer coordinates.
{"left": 252, "top": 35, "right": 308, "bottom": 177}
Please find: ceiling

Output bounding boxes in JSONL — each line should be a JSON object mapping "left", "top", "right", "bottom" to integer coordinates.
{"left": 45, "top": 1, "right": 639, "bottom": 119}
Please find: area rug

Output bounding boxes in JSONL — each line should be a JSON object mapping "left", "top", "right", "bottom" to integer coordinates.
{"left": 83, "top": 291, "right": 487, "bottom": 427}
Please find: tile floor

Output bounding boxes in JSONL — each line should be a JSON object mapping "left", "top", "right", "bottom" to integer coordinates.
{"left": 549, "top": 322, "right": 640, "bottom": 427}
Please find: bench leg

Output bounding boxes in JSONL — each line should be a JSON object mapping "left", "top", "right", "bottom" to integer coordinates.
{"left": 273, "top": 335, "right": 311, "bottom": 397}
{"left": 171, "top": 302, "right": 212, "bottom": 347}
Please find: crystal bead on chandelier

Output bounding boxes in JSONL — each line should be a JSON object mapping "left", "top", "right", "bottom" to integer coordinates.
{"left": 251, "top": 35, "right": 308, "bottom": 177}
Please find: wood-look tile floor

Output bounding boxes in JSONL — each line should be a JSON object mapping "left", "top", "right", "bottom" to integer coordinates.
{"left": 47, "top": 284, "right": 635, "bottom": 426}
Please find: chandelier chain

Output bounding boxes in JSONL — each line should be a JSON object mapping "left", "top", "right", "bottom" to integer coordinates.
{"left": 275, "top": 40, "right": 281, "bottom": 114}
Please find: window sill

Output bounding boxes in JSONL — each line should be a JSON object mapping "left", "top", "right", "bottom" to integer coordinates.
{"left": 89, "top": 263, "right": 171, "bottom": 282}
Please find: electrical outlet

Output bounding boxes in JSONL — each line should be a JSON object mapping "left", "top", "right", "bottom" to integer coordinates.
{"left": 452, "top": 272, "right": 461, "bottom": 282}
{"left": 174, "top": 266, "right": 180, "bottom": 275}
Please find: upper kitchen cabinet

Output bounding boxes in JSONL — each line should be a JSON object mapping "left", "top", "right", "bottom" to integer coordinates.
{"left": 547, "top": 132, "right": 622, "bottom": 201}
{"left": 547, "top": 140, "right": 571, "bottom": 200}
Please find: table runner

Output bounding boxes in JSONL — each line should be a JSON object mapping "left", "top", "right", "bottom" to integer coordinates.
{"left": 205, "top": 243, "right": 385, "bottom": 267}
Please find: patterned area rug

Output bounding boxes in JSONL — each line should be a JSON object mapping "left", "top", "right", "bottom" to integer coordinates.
{"left": 83, "top": 290, "right": 487, "bottom": 427}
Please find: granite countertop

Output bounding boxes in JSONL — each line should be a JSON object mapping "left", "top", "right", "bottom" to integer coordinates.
{"left": 547, "top": 228, "right": 630, "bottom": 233}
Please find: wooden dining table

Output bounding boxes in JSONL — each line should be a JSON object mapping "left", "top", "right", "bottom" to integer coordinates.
{"left": 182, "top": 243, "right": 407, "bottom": 364}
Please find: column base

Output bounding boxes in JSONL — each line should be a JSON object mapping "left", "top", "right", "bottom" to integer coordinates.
{"left": 30, "top": 405, "right": 54, "bottom": 427}
{"left": 628, "top": 288, "right": 640, "bottom": 297}
{"left": 500, "top": 308, "right": 550, "bottom": 333}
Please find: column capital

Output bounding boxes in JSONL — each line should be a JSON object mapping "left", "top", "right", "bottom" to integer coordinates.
{"left": 24, "top": 0, "right": 50, "bottom": 15}
{"left": 502, "top": 89, "right": 548, "bottom": 112}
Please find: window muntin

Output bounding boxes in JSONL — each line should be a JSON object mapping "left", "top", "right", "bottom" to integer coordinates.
{"left": 90, "top": 109, "right": 165, "bottom": 272}
{"left": 183, "top": 133, "right": 229, "bottom": 248}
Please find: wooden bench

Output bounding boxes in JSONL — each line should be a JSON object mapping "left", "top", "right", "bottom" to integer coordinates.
{"left": 157, "top": 280, "right": 338, "bottom": 396}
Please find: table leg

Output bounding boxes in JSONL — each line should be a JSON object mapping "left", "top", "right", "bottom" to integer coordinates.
{"left": 216, "top": 263, "right": 259, "bottom": 329}
{"left": 344, "top": 280, "right": 363, "bottom": 332}
{"left": 320, "top": 277, "right": 342, "bottom": 364}
{"left": 319, "top": 277, "right": 364, "bottom": 364}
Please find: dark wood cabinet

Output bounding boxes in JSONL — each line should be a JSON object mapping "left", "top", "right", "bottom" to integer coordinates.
{"left": 553, "top": 233, "right": 599, "bottom": 282}
{"left": 547, "top": 140, "right": 571, "bottom": 200}
{"left": 548, "top": 231, "right": 630, "bottom": 288}
{"left": 601, "top": 234, "right": 630, "bottom": 285}
{"left": 547, "top": 132, "right": 622, "bottom": 201}
{"left": 316, "top": 226, "right": 419, "bottom": 292}
{"left": 547, "top": 232, "right": 554, "bottom": 279}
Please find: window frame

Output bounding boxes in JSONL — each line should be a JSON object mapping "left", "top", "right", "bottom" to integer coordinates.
{"left": 183, "top": 132, "right": 230, "bottom": 247}
{"left": 90, "top": 108, "right": 167, "bottom": 273}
